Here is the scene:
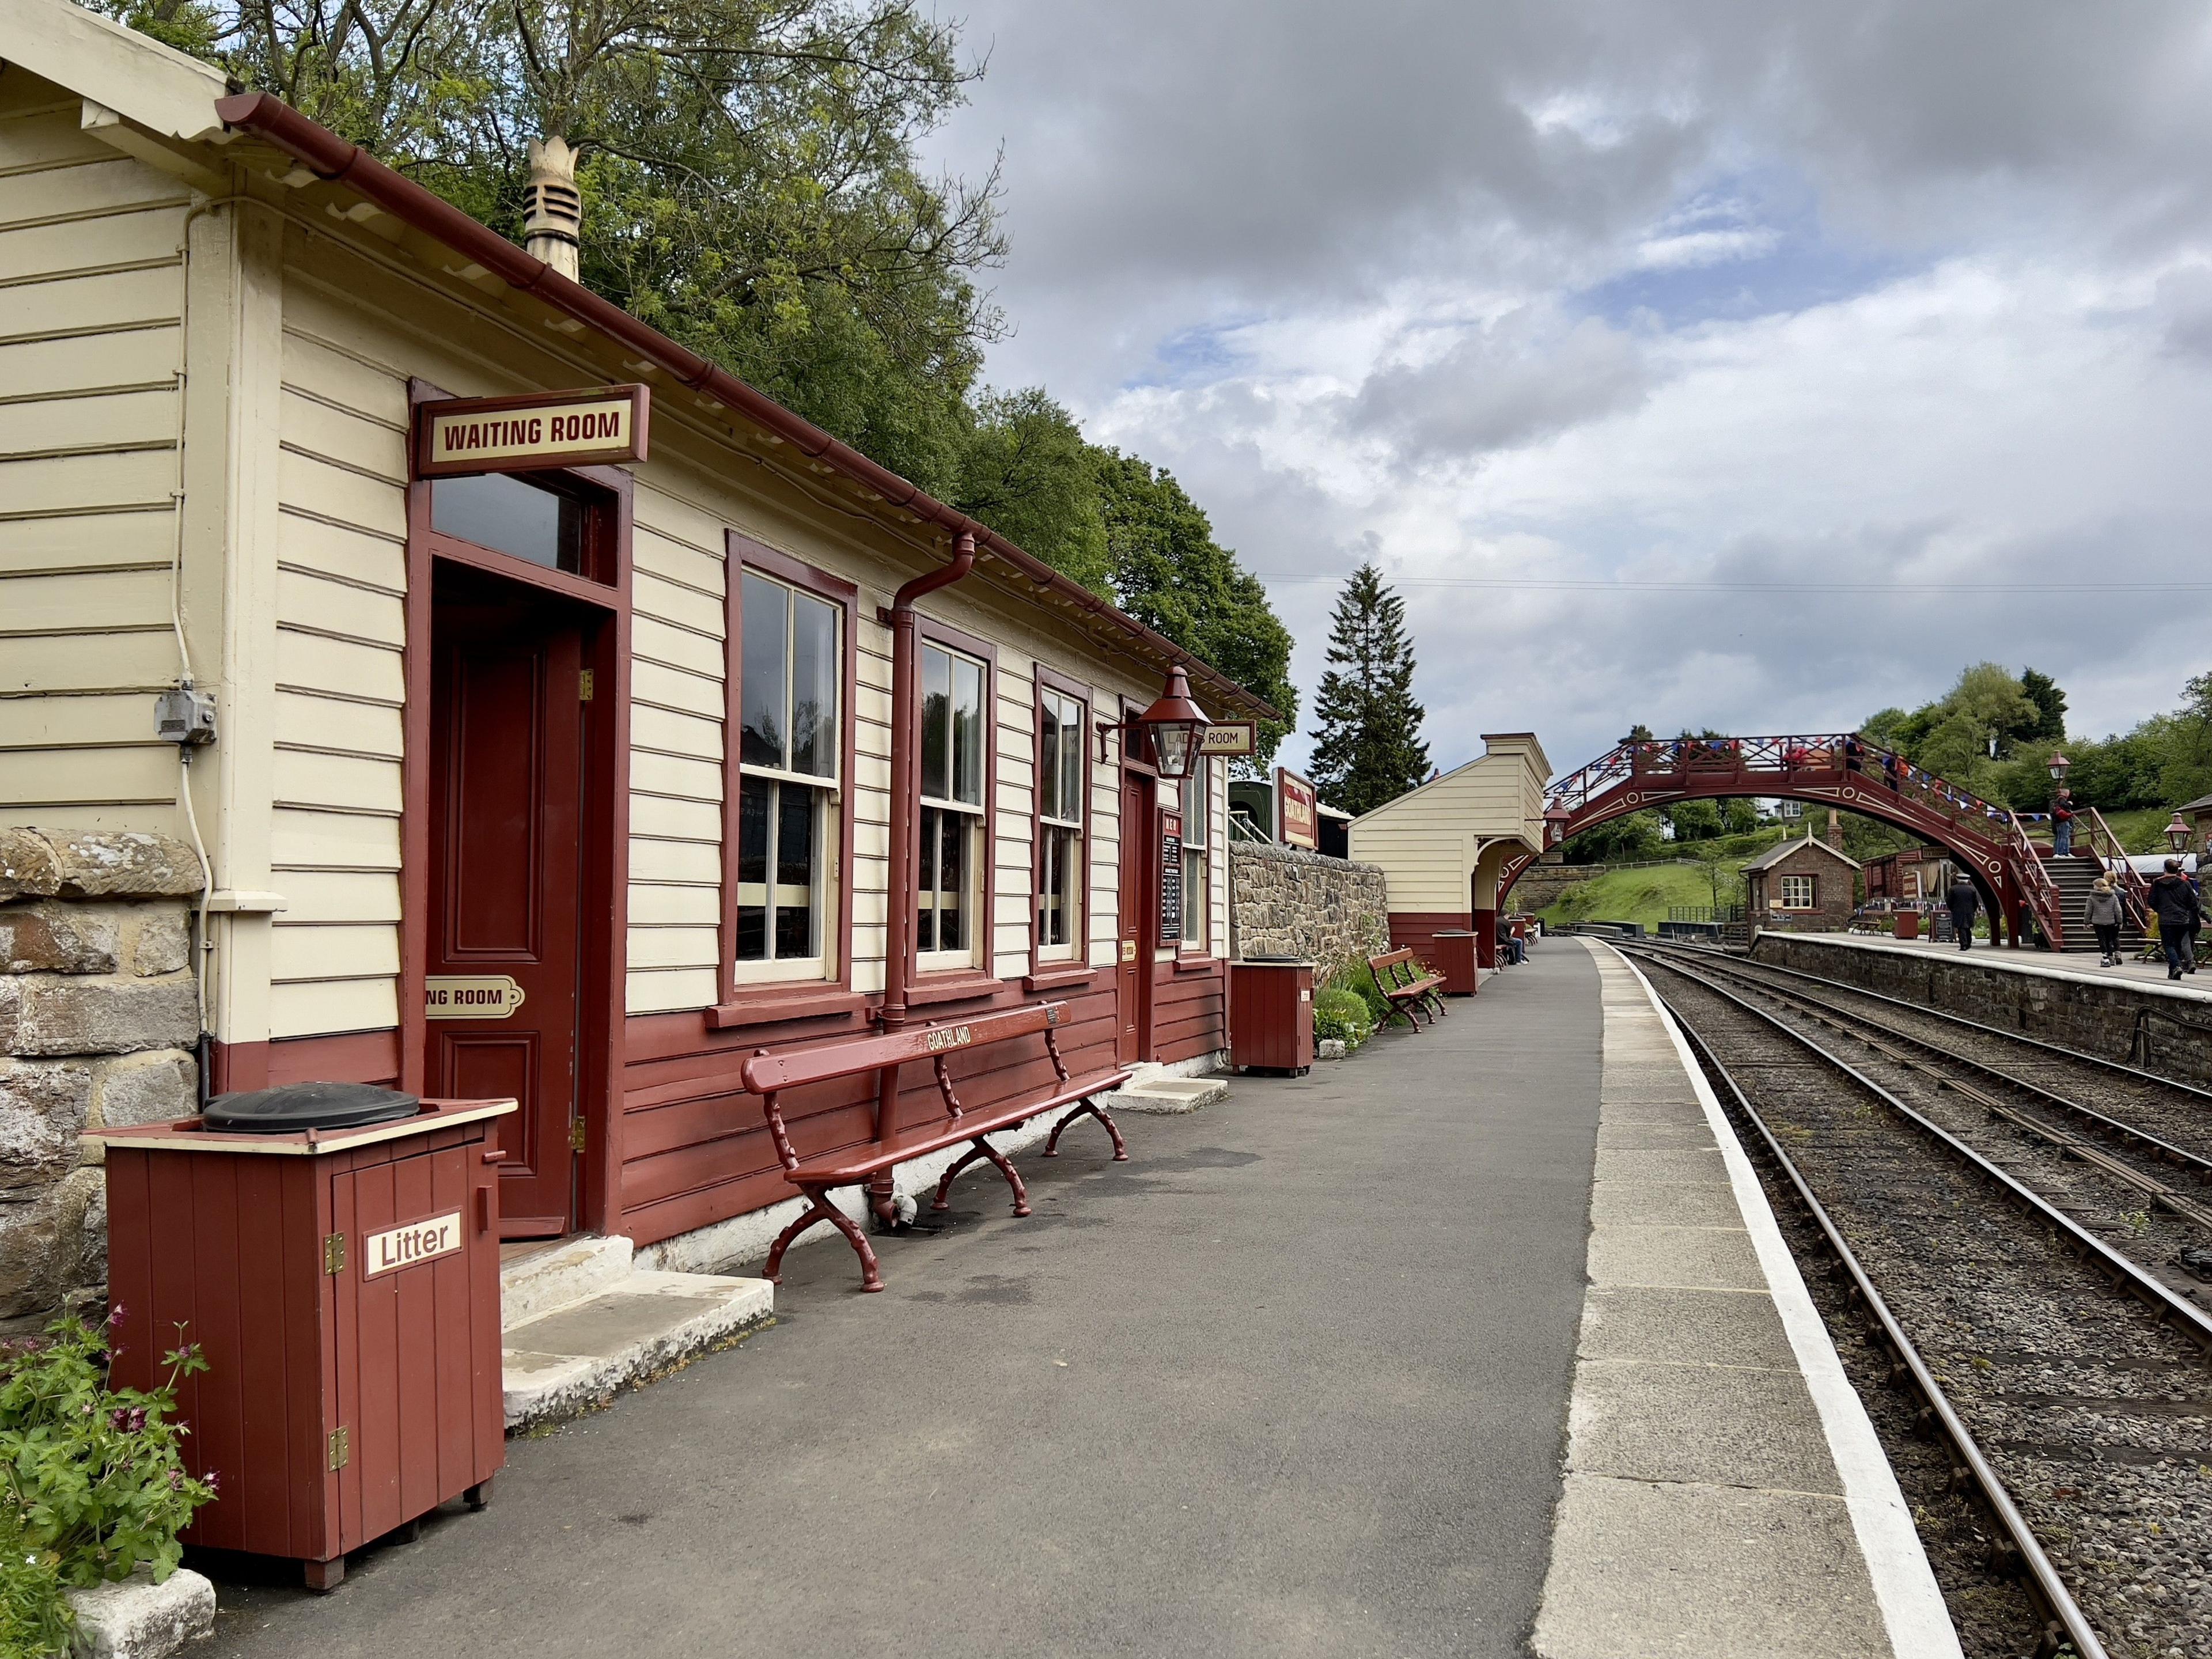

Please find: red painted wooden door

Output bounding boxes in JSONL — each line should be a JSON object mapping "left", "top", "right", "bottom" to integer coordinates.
{"left": 429, "top": 594, "right": 585, "bottom": 1236}
{"left": 1116, "top": 772, "right": 1154, "bottom": 1065}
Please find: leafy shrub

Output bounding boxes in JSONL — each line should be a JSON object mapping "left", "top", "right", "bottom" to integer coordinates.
{"left": 1312, "top": 986, "right": 1374, "bottom": 1048}
{"left": 1320, "top": 964, "right": 1392, "bottom": 1029}
{"left": 0, "top": 1312, "right": 216, "bottom": 1646}
{"left": 0, "top": 1504, "right": 70, "bottom": 1659}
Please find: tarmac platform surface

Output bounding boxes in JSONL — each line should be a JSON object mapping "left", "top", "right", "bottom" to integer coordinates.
{"left": 200, "top": 940, "right": 1946, "bottom": 1658}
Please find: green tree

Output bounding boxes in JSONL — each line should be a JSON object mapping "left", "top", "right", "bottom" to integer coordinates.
{"left": 1094, "top": 450, "right": 1297, "bottom": 767}
{"left": 2161, "top": 671, "right": 2212, "bottom": 806}
{"left": 2018, "top": 667, "right": 2069, "bottom": 746}
{"left": 1868, "top": 662, "right": 2039, "bottom": 802}
{"left": 952, "top": 388, "right": 1110, "bottom": 593}
{"left": 96, "top": 0, "right": 1005, "bottom": 494}
{"left": 1561, "top": 810, "right": 1665, "bottom": 865}
{"left": 1305, "top": 563, "right": 1429, "bottom": 816}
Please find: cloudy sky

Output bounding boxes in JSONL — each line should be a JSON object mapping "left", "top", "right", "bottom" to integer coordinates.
{"left": 918, "top": 1, "right": 2212, "bottom": 778}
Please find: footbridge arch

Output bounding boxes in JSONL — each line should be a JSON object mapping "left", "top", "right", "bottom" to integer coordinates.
{"left": 1497, "top": 734, "right": 2065, "bottom": 948}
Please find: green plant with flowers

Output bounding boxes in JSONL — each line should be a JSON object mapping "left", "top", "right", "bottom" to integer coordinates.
{"left": 0, "top": 1309, "right": 217, "bottom": 1651}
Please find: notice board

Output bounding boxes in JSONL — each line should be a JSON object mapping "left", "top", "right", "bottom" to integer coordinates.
{"left": 1158, "top": 809, "right": 1183, "bottom": 945}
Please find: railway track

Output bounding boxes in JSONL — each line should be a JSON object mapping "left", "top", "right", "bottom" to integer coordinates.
{"left": 1626, "top": 940, "right": 2212, "bottom": 1305}
{"left": 1620, "top": 947, "right": 2212, "bottom": 1659}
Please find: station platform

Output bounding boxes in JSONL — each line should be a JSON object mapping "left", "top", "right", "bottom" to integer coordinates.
{"left": 200, "top": 940, "right": 1949, "bottom": 1659}
{"left": 1536, "top": 942, "right": 1955, "bottom": 1659}
{"left": 1783, "top": 927, "right": 2212, "bottom": 998}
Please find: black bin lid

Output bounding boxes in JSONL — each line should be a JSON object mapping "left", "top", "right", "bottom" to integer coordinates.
{"left": 203, "top": 1082, "right": 422, "bottom": 1134}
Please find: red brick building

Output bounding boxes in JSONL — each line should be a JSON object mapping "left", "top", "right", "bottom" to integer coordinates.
{"left": 1742, "top": 834, "right": 1861, "bottom": 931}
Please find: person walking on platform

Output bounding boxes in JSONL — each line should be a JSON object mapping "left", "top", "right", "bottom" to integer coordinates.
{"left": 2148, "top": 858, "right": 2201, "bottom": 979}
{"left": 2086, "top": 874, "right": 2123, "bottom": 966}
{"left": 1946, "top": 873, "right": 1980, "bottom": 951}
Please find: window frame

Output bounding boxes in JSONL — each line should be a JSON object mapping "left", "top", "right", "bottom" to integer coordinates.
{"left": 1177, "top": 755, "right": 1213, "bottom": 955}
{"left": 1779, "top": 872, "right": 1817, "bottom": 911}
{"left": 1032, "top": 666, "right": 1093, "bottom": 974}
{"left": 912, "top": 616, "right": 998, "bottom": 982}
{"left": 716, "top": 534, "right": 858, "bottom": 1018}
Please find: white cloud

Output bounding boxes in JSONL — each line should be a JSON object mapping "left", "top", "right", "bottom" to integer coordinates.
{"left": 920, "top": 0, "right": 2212, "bottom": 778}
{"left": 1632, "top": 226, "right": 1782, "bottom": 268}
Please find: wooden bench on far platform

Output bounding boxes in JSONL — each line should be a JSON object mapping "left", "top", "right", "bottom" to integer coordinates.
{"left": 1369, "top": 947, "right": 1449, "bottom": 1032}
{"left": 737, "top": 1001, "right": 1131, "bottom": 1293}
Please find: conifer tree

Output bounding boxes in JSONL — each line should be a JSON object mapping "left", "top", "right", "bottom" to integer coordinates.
{"left": 1305, "top": 563, "right": 1429, "bottom": 816}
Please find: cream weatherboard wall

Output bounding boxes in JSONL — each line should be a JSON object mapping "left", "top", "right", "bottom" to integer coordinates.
{"left": 1347, "top": 733, "right": 1553, "bottom": 913}
{"left": 0, "top": 80, "right": 196, "bottom": 839}
{"left": 4, "top": 40, "right": 1232, "bottom": 1063}
{"left": 259, "top": 211, "right": 1228, "bottom": 1044}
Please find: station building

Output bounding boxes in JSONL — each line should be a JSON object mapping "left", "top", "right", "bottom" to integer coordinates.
{"left": 0, "top": 3, "right": 1272, "bottom": 1255}
{"left": 1741, "top": 832, "right": 1861, "bottom": 930}
{"left": 1344, "top": 733, "right": 1551, "bottom": 968}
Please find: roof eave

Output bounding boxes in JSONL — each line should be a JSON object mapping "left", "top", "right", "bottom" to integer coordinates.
{"left": 209, "top": 89, "right": 1278, "bottom": 725}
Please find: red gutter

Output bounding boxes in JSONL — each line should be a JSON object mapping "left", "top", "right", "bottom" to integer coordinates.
{"left": 211, "top": 90, "right": 1275, "bottom": 724}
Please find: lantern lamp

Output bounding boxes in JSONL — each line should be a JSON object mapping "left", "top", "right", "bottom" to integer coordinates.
{"left": 2046, "top": 752, "right": 2070, "bottom": 783}
{"left": 1543, "top": 802, "right": 1573, "bottom": 846}
{"left": 1134, "top": 665, "right": 1207, "bottom": 781}
{"left": 2166, "top": 813, "right": 2191, "bottom": 855}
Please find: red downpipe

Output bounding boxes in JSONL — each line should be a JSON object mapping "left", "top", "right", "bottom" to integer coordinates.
{"left": 868, "top": 532, "right": 975, "bottom": 1224}
{"left": 881, "top": 531, "right": 976, "bottom": 1033}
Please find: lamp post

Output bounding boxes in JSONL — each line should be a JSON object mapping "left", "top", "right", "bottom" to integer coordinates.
{"left": 2047, "top": 752, "right": 2070, "bottom": 784}
{"left": 2166, "top": 813, "right": 2191, "bottom": 857}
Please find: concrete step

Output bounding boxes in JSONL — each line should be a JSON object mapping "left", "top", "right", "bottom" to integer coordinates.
{"left": 499, "top": 1237, "right": 772, "bottom": 1430}
{"left": 499, "top": 1233, "right": 635, "bottom": 1329}
{"left": 1113, "top": 1064, "right": 1229, "bottom": 1115}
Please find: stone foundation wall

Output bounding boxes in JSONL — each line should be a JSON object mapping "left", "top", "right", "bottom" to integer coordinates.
{"left": 1751, "top": 934, "right": 2212, "bottom": 1090}
{"left": 1, "top": 830, "right": 203, "bottom": 1333}
{"left": 1229, "top": 842, "right": 1390, "bottom": 975}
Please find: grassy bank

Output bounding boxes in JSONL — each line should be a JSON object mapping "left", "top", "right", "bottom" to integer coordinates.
{"left": 1537, "top": 863, "right": 1729, "bottom": 934}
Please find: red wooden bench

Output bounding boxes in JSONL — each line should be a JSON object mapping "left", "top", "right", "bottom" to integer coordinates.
{"left": 738, "top": 1000, "right": 1131, "bottom": 1293}
{"left": 1369, "top": 947, "right": 1448, "bottom": 1031}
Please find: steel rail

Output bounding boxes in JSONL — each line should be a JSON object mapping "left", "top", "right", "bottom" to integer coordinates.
{"left": 1658, "top": 1001, "right": 2103, "bottom": 1659}
{"left": 1631, "top": 938, "right": 2212, "bottom": 1108}
{"left": 1623, "top": 942, "right": 2212, "bottom": 1194}
{"left": 1630, "top": 953, "right": 2212, "bottom": 1351}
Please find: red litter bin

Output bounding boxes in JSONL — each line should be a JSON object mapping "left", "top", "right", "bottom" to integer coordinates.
{"left": 1432, "top": 930, "right": 1478, "bottom": 995}
{"left": 1893, "top": 911, "right": 1921, "bottom": 941}
{"left": 1230, "top": 957, "right": 1315, "bottom": 1075}
{"left": 94, "top": 1084, "right": 516, "bottom": 1589}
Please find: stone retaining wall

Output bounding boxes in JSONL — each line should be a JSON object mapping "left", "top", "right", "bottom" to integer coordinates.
{"left": 1229, "top": 841, "right": 1390, "bottom": 975}
{"left": 1, "top": 829, "right": 203, "bottom": 1333}
{"left": 1751, "top": 934, "right": 2212, "bottom": 1090}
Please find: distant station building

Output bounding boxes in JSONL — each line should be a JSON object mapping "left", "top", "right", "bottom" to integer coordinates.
{"left": 1345, "top": 734, "right": 1551, "bottom": 968}
{"left": 1741, "top": 832, "right": 1861, "bottom": 931}
{"left": 0, "top": 3, "right": 1274, "bottom": 1260}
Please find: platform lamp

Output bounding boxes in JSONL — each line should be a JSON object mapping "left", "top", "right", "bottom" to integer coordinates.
{"left": 1544, "top": 802, "right": 1573, "bottom": 848}
{"left": 1107, "top": 664, "right": 1208, "bottom": 779}
{"left": 2046, "top": 752, "right": 2070, "bottom": 784}
{"left": 2166, "top": 813, "right": 2192, "bottom": 857}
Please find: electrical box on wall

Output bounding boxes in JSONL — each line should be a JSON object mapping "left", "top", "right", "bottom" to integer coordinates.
{"left": 155, "top": 685, "right": 218, "bottom": 745}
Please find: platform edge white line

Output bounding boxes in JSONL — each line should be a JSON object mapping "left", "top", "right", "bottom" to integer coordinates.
{"left": 1600, "top": 942, "right": 1964, "bottom": 1659}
